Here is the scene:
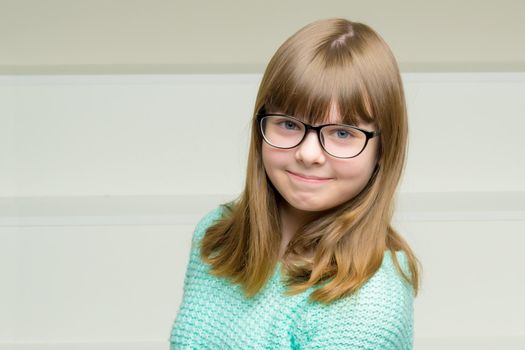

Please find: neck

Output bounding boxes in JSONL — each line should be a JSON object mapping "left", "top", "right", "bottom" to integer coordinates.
{"left": 277, "top": 200, "right": 328, "bottom": 259}
{"left": 279, "top": 203, "right": 316, "bottom": 232}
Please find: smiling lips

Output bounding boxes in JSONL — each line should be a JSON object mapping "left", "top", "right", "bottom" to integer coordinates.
{"left": 287, "top": 170, "right": 333, "bottom": 183}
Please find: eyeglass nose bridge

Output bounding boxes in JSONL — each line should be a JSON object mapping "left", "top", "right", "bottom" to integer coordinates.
{"left": 296, "top": 123, "right": 326, "bottom": 149}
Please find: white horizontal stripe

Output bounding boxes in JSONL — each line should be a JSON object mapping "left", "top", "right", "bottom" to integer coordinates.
{"left": 1, "top": 192, "right": 523, "bottom": 226}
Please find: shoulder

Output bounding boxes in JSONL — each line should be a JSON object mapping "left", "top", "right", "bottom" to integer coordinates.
{"left": 297, "top": 250, "right": 414, "bottom": 350}
{"left": 359, "top": 250, "right": 414, "bottom": 328}
{"left": 373, "top": 250, "right": 413, "bottom": 292}
{"left": 191, "top": 205, "right": 227, "bottom": 244}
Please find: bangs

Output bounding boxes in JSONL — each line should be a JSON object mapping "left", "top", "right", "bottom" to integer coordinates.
{"left": 261, "top": 54, "right": 375, "bottom": 127}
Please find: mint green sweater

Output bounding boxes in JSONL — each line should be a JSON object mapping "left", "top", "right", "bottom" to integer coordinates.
{"left": 170, "top": 206, "right": 414, "bottom": 349}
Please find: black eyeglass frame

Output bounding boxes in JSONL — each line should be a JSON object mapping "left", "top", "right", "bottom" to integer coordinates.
{"left": 256, "top": 112, "right": 381, "bottom": 159}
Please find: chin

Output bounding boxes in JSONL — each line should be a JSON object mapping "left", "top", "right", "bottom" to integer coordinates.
{"left": 288, "top": 200, "right": 329, "bottom": 213}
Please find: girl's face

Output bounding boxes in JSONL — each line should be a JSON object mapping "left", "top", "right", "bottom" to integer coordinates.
{"left": 262, "top": 104, "right": 380, "bottom": 214}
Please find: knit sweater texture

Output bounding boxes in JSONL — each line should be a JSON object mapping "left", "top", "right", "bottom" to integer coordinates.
{"left": 170, "top": 206, "right": 414, "bottom": 349}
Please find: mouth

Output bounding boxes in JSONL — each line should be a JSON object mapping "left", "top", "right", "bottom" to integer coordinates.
{"left": 286, "top": 170, "right": 333, "bottom": 183}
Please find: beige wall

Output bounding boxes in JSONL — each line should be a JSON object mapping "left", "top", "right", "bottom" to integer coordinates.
{"left": 1, "top": 0, "right": 524, "bottom": 74}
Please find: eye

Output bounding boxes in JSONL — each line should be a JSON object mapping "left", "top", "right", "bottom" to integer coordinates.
{"left": 323, "top": 126, "right": 362, "bottom": 142}
{"left": 333, "top": 128, "right": 359, "bottom": 139}
{"left": 278, "top": 120, "right": 300, "bottom": 130}
{"left": 335, "top": 129, "right": 352, "bottom": 139}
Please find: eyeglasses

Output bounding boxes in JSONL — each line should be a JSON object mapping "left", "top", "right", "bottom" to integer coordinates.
{"left": 256, "top": 113, "right": 380, "bottom": 159}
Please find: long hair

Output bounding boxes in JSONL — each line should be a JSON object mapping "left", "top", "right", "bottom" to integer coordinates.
{"left": 200, "top": 17, "right": 421, "bottom": 304}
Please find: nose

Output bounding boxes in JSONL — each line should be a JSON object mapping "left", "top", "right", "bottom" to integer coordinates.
{"left": 295, "top": 129, "right": 326, "bottom": 165}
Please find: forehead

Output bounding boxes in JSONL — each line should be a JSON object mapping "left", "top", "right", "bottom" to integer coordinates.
{"left": 293, "top": 102, "right": 373, "bottom": 128}
{"left": 264, "top": 90, "right": 375, "bottom": 128}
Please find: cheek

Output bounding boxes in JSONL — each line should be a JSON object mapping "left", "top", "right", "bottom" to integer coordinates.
{"left": 338, "top": 140, "right": 379, "bottom": 179}
{"left": 333, "top": 156, "right": 377, "bottom": 182}
{"left": 262, "top": 144, "right": 289, "bottom": 171}
{"left": 334, "top": 163, "right": 364, "bottom": 181}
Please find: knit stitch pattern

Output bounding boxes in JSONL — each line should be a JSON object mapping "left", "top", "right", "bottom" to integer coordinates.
{"left": 170, "top": 206, "right": 414, "bottom": 349}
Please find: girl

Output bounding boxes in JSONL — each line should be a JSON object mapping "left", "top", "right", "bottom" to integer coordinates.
{"left": 170, "top": 17, "right": 421, "bottom": 349}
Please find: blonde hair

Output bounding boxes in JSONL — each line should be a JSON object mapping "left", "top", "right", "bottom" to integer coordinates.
{"left": 201, "top": 17, "right": 421, "bottom": 304}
